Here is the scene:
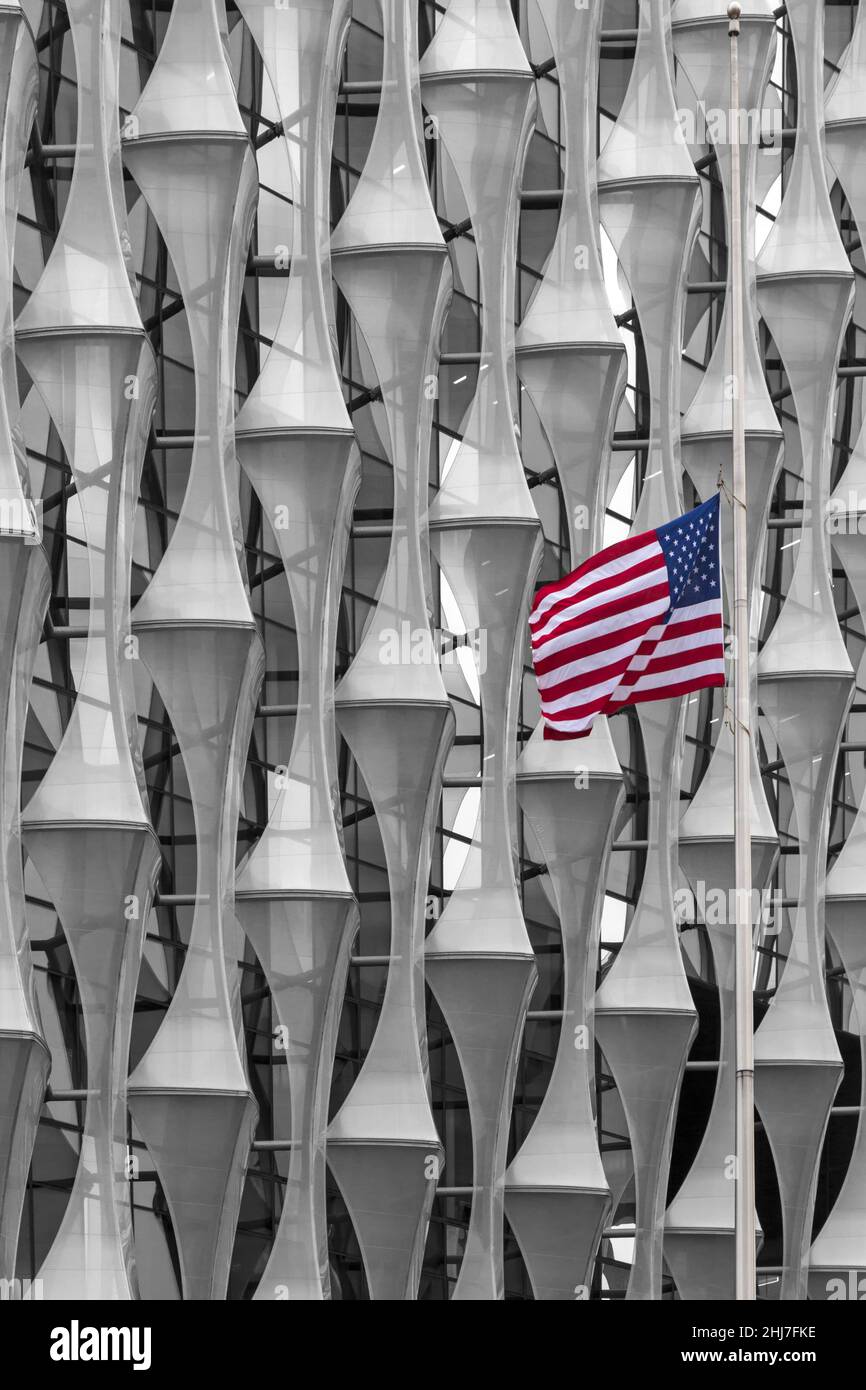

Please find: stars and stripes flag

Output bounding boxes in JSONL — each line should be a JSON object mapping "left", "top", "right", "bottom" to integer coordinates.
{"left": 529, "top": 493, "right": 725, "bottom": 739}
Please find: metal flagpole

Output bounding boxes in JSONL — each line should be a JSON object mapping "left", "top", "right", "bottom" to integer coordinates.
{"left": 727, "top": 1, "right": 757, "bottom": 1301}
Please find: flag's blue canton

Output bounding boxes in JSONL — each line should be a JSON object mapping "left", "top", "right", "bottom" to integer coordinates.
{"left": 655, "top": 494, "right": 721, "bottom": 615}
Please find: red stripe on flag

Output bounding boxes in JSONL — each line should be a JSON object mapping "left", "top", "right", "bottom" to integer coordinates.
{"left": 530, "top": 530, "right": 656, "bottom": 617}
{"left": 529, "top": 551, "right": 667, "bottom": 637}
{"left": 606, "top": 670, "right": 725, "bottom": 714}
{"left": 612, "top": 639, "right": 725, "bottom": 690}
{"left": 531, "top": 581, "right": 671, "bottom": 657}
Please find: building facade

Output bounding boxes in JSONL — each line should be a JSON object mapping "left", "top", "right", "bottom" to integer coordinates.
{"left": 0, "top": 0, "right": 864, "bottom": 1300}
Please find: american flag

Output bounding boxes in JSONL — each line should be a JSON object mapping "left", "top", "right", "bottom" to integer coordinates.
{"left": 530, "top": 494, "right": 725, "bottom": 739}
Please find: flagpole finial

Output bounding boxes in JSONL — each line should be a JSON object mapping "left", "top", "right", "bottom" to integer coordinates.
{"left": 728, "top": 2, "right": 741, "bottom": 32}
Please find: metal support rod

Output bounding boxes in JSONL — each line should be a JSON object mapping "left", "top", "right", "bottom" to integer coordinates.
{"left": 729, "top": 4, "right": 757, "bottom": 1302}
{"left": 611, "top": 437, "right": 650, "bottom": 451}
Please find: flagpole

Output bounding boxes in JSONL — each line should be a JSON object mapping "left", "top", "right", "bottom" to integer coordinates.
{"left": 727, "top": 1, "right": 756, "bottom": 1301}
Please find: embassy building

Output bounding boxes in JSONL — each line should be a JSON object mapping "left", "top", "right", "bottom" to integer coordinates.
{"left": 1, "top": 0, "right": 865, "bottom": 1302}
